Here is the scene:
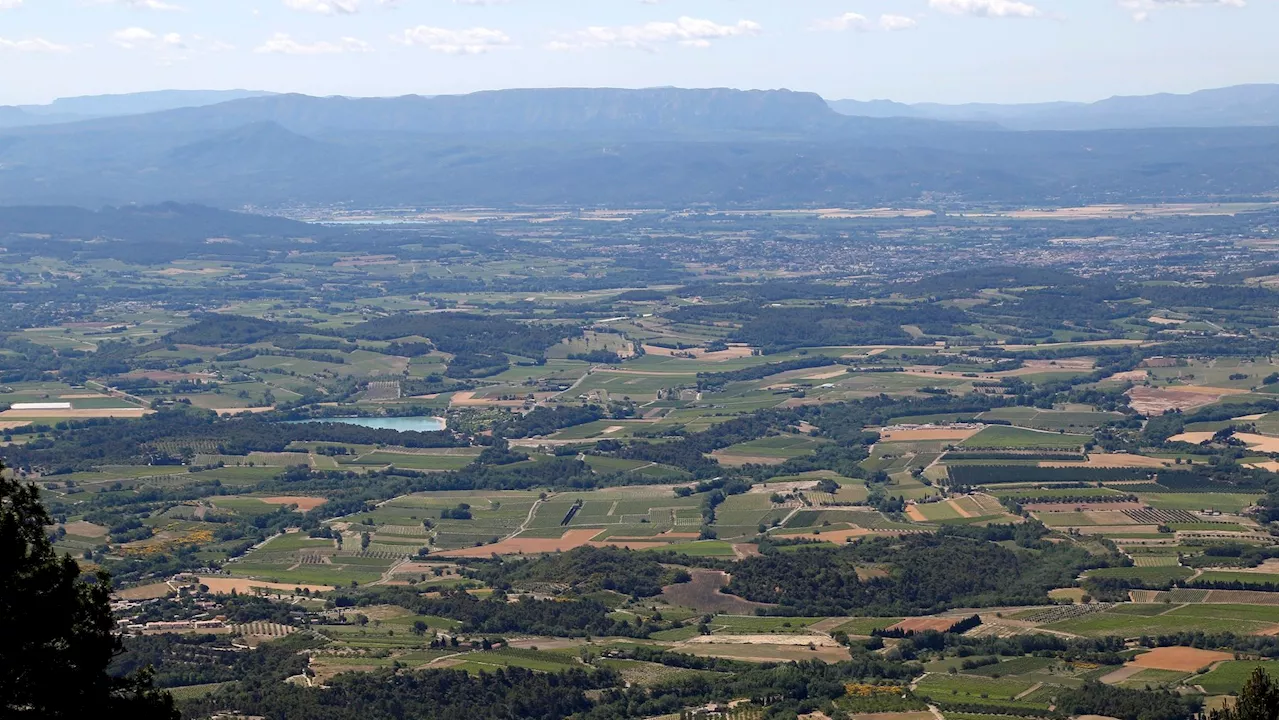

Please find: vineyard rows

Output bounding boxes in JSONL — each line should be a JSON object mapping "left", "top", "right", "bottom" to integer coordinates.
{"left": 1123, "top": 508, "right": 1202, "bottom": 524}
{"left": 231, "top": 622, "right": 295, "bottom": 637}
{"left": 1018, "top": 602, "right": 1114, "bottom": 624}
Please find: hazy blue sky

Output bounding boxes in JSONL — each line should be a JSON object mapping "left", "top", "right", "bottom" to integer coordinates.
{"left": 0, "top": 0, "right": 1274, "bottom": 105}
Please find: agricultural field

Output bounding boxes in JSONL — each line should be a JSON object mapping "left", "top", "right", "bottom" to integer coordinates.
{"left": 960, "top": 425, "right": 1092, "bottom": 450}
{"left": 2, "top": 198, "right": 1276, "bottom": 720}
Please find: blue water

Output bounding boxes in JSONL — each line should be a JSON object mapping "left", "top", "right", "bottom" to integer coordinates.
{"left": 290, "top": 416, "right": 446, "bottom": 432}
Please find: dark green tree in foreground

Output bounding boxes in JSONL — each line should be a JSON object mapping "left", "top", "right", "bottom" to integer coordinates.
{"left": 0, "top": 463, "right": 178, "bottom": 719}
{"left": 1203, "top": 668, "right": 1279, "bottom": 720}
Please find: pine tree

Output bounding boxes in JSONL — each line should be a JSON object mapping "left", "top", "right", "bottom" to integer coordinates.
{"left": 0, "top": 464, "right": 177, "bottom": 719}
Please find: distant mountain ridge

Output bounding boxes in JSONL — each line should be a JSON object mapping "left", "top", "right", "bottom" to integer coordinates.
{"left": 25, "top": 87, "right": 890, "bottom": 137}
{"left": 827, "top": 84, "right": 1279, "bottom": 130}
{"left": 0, "top": 86, "right": 1273, "bottom": 208}
{"left": 0, "top": 89, "right": 276, "bottom": 129}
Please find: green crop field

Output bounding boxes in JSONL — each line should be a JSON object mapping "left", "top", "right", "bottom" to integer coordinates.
{"left": 980, "top": 407, "right": 1124, "bottom": 431}
{"left": 961, "top": 425, "right": 1090, "bottom": 449}
{"left": 1139, "top": 493, "right": 1262, "bottom": 513}
{"left": 1193, "top": 570, "right": 1278, "bottom": 587}
{"left": 915, "top": 673, "right": 1041, "bottom": 701}
{"left": 1084, "top": 566, "right": 1194, "bottom": 583}
{"left": 1043, "top": 603, "right": 1277, "bottom": 637}
{"left": 1191, "top": 660, "right": 1279, "bottom": 695}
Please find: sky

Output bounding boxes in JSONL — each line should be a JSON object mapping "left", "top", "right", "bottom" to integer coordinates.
{"left": 0, "top": 0, "right": 1275, "bottom": 105}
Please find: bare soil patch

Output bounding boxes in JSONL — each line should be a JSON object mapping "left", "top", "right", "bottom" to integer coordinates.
{"left": 215, "top": 406, "right": 275, "bottom": 416}
{"left": 1131, "top": 646, "right": 1232, "bottom": 672}
{"left": 839, "top": 707, "right": 931, "bottom": 712}
{"left": 855, "top": 566, "right": 890, "bottom": 580}
{"left": 1204, "top": 590, "right": 1280, "bottom": 605}
{"left": 887, "top": 617, "right": 959, "bottom": 633}
{"left": 1127, "top": 387, "right": 1238, "bottom": 415}
{"left": 123, "top": 370, "right": 215, "bottom": 383}
{"left": 660, "top": 569, "right": 773, "bottom": 613}
{"left": 905, "top": 505, "right": 929, "bottom": 522}
{"left": 640, "top": 343, "right": 756, "bottom": 361}
{"left": 198, "top": 576, "right": 335, "bottom": 593}
{"left": 675, "top": 642, "right": 850, "bottom": 664}
{"left": 590, "top": 540, "right": 672, "bottom": 550}
{"left": 1168, "top": 431, "right": 1215, "bottom": 445}
{"left": 116, "top": 582, "right": 174, "bottom": 600}
{"left": 1041, "top": 453, "right": 1170, "bottom": 469}
{"left": 802, "top": 369, "right": 850, "bottom": 381}
{"left": 1064, "top": 524, "right": 1161, "bottom": 535}
{"left": 448, "top": 391, "right": 545, "bottom": 408}
{"left": 710, "top": 451, "right": 788, "bottom": 466}
{"left": 1084, "top": 510, "right": 1136, "bottom": 525}
{"left": 258, "top": 496, "right": 329, "bottom": 512}
{"left": 1024, "top": 358, "right": 1097, "bottom": 371}
{"left": 62, "top": 520, "right": 108, "bottom": 537}
{"left": 802, "top": 527, "right": 912, "bottom": 544}
{"left": 1166, "top": 431, "right": 1275, "bottom": 452}
{"left": 686, "top": 634, "right": 835, "bottom": 647}
{"left": 334, "top": 254, "right": 397, "bottom": 267}
{"left": 1232, "top": 433, "right": 1279, "bottom": 453}
{"left": 434, "top": 528, "right": 602, "bottom": 557}
{"left": 879, "top": 427, "right": 981, "bottom": 442}
{"left": 1048, "top": 587, "right": 1087, "bottom": 603}
{"left": 0, "top": 407, "right": 149, "bottom": 419}
{"left": 1099, "top": 665, "right": 1145, "bottom": 684}
{"left": 1106, "top": 370, "right": 1150, "bottom": 383}
{"left": 1026, "top": 501, "right": 1146, "bottom": 512}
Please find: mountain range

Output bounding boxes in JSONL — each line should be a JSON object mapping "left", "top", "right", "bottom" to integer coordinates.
{"left": 827, "top": 84, "right": 1279, "bottom": 131}
{"left": 0, "top": 86, "right": 1274, "bottom": 208}
{"left": 0, "top": 90, "right": 275, "bottom": 128}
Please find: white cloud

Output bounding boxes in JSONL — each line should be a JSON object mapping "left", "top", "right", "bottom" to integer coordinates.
{"left": 0, "top": 0, "right": 22, "bottom": 8}
{"left": 813, "top": 13, "right": 871, "bottom": 31}
{"left": 549, "top": 16, "right": 761, "bottom": 51}
{"left": 283, "top": 0, "right": 360, "bottom": 14}
{"left": 254, "top": 32, "right": 371, "bottom": 54}
{"left": 454, "top": 0, "right": 510, "bottom": 5}
{"left": 0, "top": 37, "right": 71, "bottom": 51}
{"left": 879, "top": 14, "right": 919, "bottom": 31}
{"left": 109, "top": 26, "right": 231, "bottom": 60}
{"left": 282, "top": 0, "right": 399, "bottom": 14}
{"left": 1118, "top": 0, "right": 1245, "bottom": 21}
{"left": 111, "top": 26, "right": 185, "bottom": 49}
{"left": 929, "top": 0, "right": 1040, "bottom": 17}
{"left": 393, "top": 26, "right": 512, "bottom": 54}
{"left": 814, "top": 13, "right": 919, "bottom": 32}
{"left": 89, "top": 0, "right": 185, "bottom": 10}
